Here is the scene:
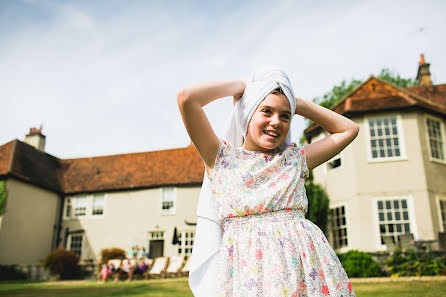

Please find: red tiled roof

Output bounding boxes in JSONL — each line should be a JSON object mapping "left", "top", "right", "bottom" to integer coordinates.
{"left": 304, "top": 77, "right": 446, "bottom": 138}
{"left": 0, "top": 140, "right": 14, "bottom": 176}
{"left": 61, "top": 144, "right": 204, "bottom": 194}
{"left": 0, "top": 139, "right": 205, "bottom": 194}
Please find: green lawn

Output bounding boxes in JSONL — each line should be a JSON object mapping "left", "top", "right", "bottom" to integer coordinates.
{"left": 1, "top": 278, "right": 445, "bottom": 297}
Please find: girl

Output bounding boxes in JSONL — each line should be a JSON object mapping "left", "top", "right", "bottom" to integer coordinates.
{"left": 178, "top": 68, "right": 359, "bottom": 297}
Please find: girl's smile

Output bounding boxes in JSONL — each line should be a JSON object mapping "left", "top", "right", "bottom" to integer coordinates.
{"left": 243, "top": 92, "right": 292, "bottom": 153}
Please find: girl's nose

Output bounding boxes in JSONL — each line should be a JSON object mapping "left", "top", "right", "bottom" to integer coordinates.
{"left": 270, "top": 115, "right": 281, "bottom": 127}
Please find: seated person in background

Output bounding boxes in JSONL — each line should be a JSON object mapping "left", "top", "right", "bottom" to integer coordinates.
{"left": 99, "top": 264, "right": 111, "bottom": 282}
{"left": 128, "top": 258, "right": 149, "bottom": 281}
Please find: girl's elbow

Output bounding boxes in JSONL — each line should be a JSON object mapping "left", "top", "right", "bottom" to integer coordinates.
{"left": 177, "top": 88, "right": 189, "bottom": 106}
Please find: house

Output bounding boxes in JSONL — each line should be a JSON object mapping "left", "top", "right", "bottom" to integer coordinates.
{"left": 0, "top": 128, "right": 204, "bottom": 265}
{"left": 304, "top": 54, "right": 446, "bottom": 252}
{"left": 1, "top": 55, "right": 445, "bottom": 266}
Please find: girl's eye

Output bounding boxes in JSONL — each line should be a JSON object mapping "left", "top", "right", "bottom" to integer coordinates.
{"left": 262, "top": 108, "right": 271, "bottom": 114}
{"left": 281, "top": 114, "right": 290, "bottom": 120}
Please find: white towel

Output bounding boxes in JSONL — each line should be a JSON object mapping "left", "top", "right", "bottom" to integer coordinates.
{"left": 188, "top": 68, "right": 296, "bottom": 297}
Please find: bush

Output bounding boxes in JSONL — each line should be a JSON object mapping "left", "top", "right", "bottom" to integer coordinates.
{"left": 338, "top": 250, "right": 383, "bottom": 277}
{"left": 0, "top": 265, "right": 27, "bottom": 280}
{"left": 42, "top": 248, "right": 80, "bottom": 280}
{"left": 385, "top": 248, "right": 446, "bottom": 276}
{"left": 100, "top": 247, "right": 126, "bottom": 265}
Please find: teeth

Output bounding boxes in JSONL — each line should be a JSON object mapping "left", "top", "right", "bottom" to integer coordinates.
{"left": 265, "top": 131, "right": 279, "bottom": 137}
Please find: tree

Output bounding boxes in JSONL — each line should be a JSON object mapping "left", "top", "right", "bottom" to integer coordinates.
{"left": 0, "top": 180, "right": 7, "bottom": 216}
{"left": 312, "top": 68, "right": 418, "bottom": 110}
{"left": 304, "top": 170, "right": 329, "bottom": 236}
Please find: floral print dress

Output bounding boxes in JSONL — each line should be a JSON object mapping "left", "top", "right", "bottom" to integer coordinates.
{"left": 207, "top": 140, "right": 356, "bottom": 297}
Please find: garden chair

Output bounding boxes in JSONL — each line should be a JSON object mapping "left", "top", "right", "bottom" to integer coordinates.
{"left": 146, "top": 257, "right": 169, "bottom": 279}
{"left": 180, "top": 256, "right": 190, "bottom": 277}
{"left": 382, "top": 235, "right": 396, "bottom": 252}
{"left": 165, "top": 255, "right": 185, "bottom": 278}
{"left": 398, "top": 233, "right": 414, "bottom": 250}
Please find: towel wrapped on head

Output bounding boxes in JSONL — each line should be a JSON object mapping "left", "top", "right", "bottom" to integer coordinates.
{"left": 224, "top": 67, "right": 296, "bottom": 147}
{"left": 188, "top": 68, "right": 296, "bottom": 297}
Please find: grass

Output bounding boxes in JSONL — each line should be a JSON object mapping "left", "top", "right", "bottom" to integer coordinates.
{"left": 0, "top": 278, "right": 445, "bottom": 297}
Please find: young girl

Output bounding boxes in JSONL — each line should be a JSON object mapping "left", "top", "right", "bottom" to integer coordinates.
{"left": 178, "top": 68, "right": 359, "bottom": 297}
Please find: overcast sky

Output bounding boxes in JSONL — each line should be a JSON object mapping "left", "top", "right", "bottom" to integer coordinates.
{"left": 1, "top": 0, "right": 445, "bottom": 159}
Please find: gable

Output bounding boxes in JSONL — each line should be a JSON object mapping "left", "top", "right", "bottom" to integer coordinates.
{"left": 305, "top": 77, "right": 446, "bottom": 138}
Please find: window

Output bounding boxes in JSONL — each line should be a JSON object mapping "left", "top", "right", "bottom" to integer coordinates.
{"left": 68, "top": 234, "right": 83, "bottom": 258}
{"left": 377, "top": 199, "right": 411, "bottom": 244}
{"left": 368, "top": 116, "right": 401, "bottom": 159}
{"left": 439, "top": 199, "right": 446, "bottom": 232}
{"left": 64, "top": 194, "right": 106, "bottom": 219}
{"left": 65, "top": 198, "right": 72, "bottom": 218}
{"left": 330, "top": 206, "right": 348, "bottom": 249}
{"left": 74, "top": 196, "right": 87, "bottom": 216}
{"left": 150, "top": 231, "right": 164, "bottom": 240}
{"left": 327, "top": 153, "right": 341, "bottom": 170}
{"left": 162, "top": 188, "right": 175, "bottom": 215}
{"left": 177, "top": 231, "right": 195, "bottom": 256}
{"left": 92, "top": 194, "right": 104, "bottom": 216}
{"left": 426, "top": 117, "right": 445, "bottom": 161}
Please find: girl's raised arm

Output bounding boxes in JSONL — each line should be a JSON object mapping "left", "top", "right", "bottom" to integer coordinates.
{"left": 295, "top": 98, "right": 360, "bottom": 170}
{"left": 177, "top": 80, "right": 245, "bottom": 169}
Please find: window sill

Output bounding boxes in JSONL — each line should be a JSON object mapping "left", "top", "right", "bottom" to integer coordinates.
{"left": 430, "top": 158, "right": 446, "bottom": 165}
{"left": 368, "top": 157, "right": 408, "bottom": 163}
{"left": 161, "top": 212, "right": 176, "bottom": 216}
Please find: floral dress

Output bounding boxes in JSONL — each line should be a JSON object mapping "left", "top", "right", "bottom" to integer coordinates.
{"left": 207, "top": 140, "right": 356, "bottom": 297}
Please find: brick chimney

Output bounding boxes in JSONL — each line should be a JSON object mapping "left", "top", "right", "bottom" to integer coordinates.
{"left": 416, "top": 53, "right": 432, "bottom": 86}
{"left": 24, "top": 125, "right": 46, "bottom": 152}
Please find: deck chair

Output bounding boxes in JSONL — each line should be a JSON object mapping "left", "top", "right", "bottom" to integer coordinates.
{"left": 110, "top": 259, "right": 122, "bottom": 271}
{"left": 382, "top": 235, "right": 396, "bottom": 252}
{"left": 146, "top": 257, "right": 169, "bottom": 279}
{"left": 165, "top": 256, "right": 185, "bottom": 278}
{"left": 398, "top": 233, "right": 414, "bottom": 250}
{"left": 180, "top": 256, "right": 190, "bottom": 277}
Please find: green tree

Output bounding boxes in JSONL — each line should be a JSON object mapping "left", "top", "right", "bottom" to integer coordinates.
{"left": 304, "top": 170, "right": 329, "bottom": 236}
{"left": 0, "top": 180, "right": 7, "bottom": 216}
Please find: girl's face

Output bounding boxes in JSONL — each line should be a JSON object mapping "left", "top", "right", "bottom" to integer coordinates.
{"left": 243, "top": 93, "right": 292, "bottom": 152}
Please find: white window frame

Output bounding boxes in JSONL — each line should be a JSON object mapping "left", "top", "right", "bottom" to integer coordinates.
{"left": 161, "top": 187, "right": 176, "bottom": 215}
{"left": 91, "top": 194, "right": 105, "bottom": 217}
{"left": 67, "top": 233, "right": 84, "bottom": 259}
{"left": 63, "top": 198, "right": 72, "bottom": 220}
{"left": 372, "top": 195, "right": 418, "bottom": 251}
{"left": 63, "top": 194, "right": 107, "bottom": 220}
{"left": 329, "top": 202, "right": 350, "bottom": 252}
{"left": 425, "top": 114, "right": 446, "bottom": 164}
{"left": 177, "top": 230, "right": 195, "bottom": 256}
{"left": 365, "top": 113, "right": 407, "bottom": 163}
{"left": 435, "top": 194, "right": 446, "bottom": 233}
{"left": 74, "top": 196, "right": 88, "bottom": 217}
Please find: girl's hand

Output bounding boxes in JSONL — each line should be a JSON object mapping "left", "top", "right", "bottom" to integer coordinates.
{"left": 232, "top": 80, "right": 246, "bottom": 106}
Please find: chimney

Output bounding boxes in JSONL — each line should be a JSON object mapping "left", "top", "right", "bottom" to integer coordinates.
{"left": 416, "top": 53, "right": 432, "bottom": 86}
{"left": 24, "top": 125, "right": 46, "bottom": 152}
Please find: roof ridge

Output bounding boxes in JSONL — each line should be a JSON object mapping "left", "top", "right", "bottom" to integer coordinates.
{"left": 62, "top": 144, "right": 194, "bottom": 161}
{"left": 329, "top": 75, "right": 376, "bottom": 111}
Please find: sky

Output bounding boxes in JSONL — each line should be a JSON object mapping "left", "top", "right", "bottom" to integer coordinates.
{"left": 1, "top": 0, "right": 445, "bottom": 159}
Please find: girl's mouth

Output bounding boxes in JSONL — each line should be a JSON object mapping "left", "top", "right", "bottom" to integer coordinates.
{"left": 264, "top": 130, "right": 279, "bottom": 137}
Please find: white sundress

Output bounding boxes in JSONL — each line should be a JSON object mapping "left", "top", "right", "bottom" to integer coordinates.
{"left": 207, "top": 139, "right": 356, "bottom": 297}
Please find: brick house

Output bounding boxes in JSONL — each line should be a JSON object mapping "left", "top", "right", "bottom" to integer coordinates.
{"left": 0, "top": 130, "right": 204, "bottom": 264}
